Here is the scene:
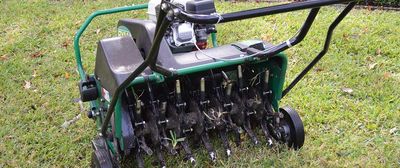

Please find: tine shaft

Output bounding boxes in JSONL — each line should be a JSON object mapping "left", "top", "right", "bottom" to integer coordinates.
{"left": 261, "top": 120, "right": 274, "bottom": 147}
{"left": 139, "top": 136, "right": 153, "bottom": 155}
{"left": 155, "top": 146, "right": 166, "bottom": 168}
{"left": 135, "top": 148, "right": 145, "bottom": 168}
{"left": 219, "top": 129, "right": 231, "bottom": 157}
{"left": 244, "top": 120, "right": 259, "bottom": 145}
{"left": 234, "top": 129, "right": 241, "bottom": 147}
{"left": 181, "top": 139, "right": 196, "bottom": 165}
{"left": 228, "top": 116, "right": 242, "bottom": 147}
{"left": 201, "top": 132, "right": 216, "bottom": 161}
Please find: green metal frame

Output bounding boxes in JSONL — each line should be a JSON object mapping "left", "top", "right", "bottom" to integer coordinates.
{"left": 73, "top": 4, "right": 149, "bottom": 154}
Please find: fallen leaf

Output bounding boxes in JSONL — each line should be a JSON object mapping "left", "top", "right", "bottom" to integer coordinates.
{"left": 368, "top": 63, "right": 377, "bottom": 70}
{"left": 65, "top": 72, "right": 70, "bottom": 79}
{"left": 342, "top": 33, "right": 349, "bottom": 41}
{"left": 375, "top": 48, "right": 382, "bottom": 56}
{"left": 389, "top": 127, "right": 398, "bottom": 134}
{"left": 32, "top": 70, "right": 38, "bottom": 78}
{"left": 262, "top": 34, "right": 272, "bottom": 41}
{"left": 0, "top": 54, "right": 8, "bottom": 61}
{"left": 24, "top": 81, "right": 32, "bottom": 89}
{"left": 366, "top": 56, "right": 374, "bottom": 62}
{"left": 314, "top": 67, "right": 324, "bottom": 72}
{"left": 30, "top": 51, "right": 44, "bottom": 58}
{"left": 74, "top": 20, "right": 82, "bottom": 25}
{"left": 95, "top": 28, "right": 101, "bottom": 34}
{"left": 362, "top": 27, "right": 369, "bottom": 34}
{"left": 62, "top": 39, "right": 71, "bottom": 48}
{"left": 383, "top": 72, "right": 391, "bottom": 80}
{"left": 341, "top": 87, "right": 353, "bottom": 94}
{"left": 3, "top": 135, "right": 14, "bottom": 140}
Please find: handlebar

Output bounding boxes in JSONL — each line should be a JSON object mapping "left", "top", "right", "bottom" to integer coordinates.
{"left": 173, "top": 0, "right": 352, "bottom": 24}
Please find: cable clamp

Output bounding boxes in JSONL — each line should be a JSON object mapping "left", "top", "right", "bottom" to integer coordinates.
{"left": 286, "top": 40, "right": 293, "bottom": 48}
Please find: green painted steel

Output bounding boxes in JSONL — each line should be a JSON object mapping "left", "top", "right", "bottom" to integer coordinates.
{"left": 266, "top": 53, "right": 288, "bottom": 111}
{"left": 73, "top": 4, "right": 148, "bottom": 81}
{"left": 129, "top": 73, "right": 164, "bottom": 86}
{"left": 211, "top": 32, "right": 218, "bottom": 47}
{"left": 106, "top": 140, "right": 117, "bottom": 155}
{"left": 177, "top": 57, "right": 255, "bottom": 76}
{"left": 114, "top": 98, "right": 123, "bottom": 150}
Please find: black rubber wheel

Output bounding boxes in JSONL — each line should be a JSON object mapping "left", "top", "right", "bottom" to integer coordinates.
{"left": 280, "top": 106, "right": 305, "bottom": 150}
{"left": 91, "top": 138, "right": 114, "bottom": 168}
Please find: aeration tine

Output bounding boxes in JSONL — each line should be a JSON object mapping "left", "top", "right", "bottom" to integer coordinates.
{"left": 139, "top": 137, "right": 153, "bottom": 155}
{"left": 219, "top": 129, "right": 232, "bottom": 157}
{"left": 201, "top": 132, "right": 216, "bottom": 162}
{"left": 261, "top": 121, "right": 274, "bottom": 148}
{"left": 244, "top": 121, "right": 259, "bottom": 145}
{"left": 135, "top": 148, "right": 145, "bottom": 168}
{"left": 155, "top": 147, "right": 166, "bottom": 168}
{"left": 181, "top": 139, "right": 196, "bottom": 165}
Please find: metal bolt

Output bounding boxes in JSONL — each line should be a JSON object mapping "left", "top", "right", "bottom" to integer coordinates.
{"left": 161, "top": 3, "right": 168, "bottom": 11}
{"left": 135, "top": 121, "right": 146, "bottom": 127}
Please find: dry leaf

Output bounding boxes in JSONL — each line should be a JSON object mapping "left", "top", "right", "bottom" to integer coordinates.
{"left": 62, "top": 39, "right": 71, "bottom": 48}
{"left": 30, "top": 51, "right": 44, "bottom": 58}
{"left": 341, "top": 87, "right": 353, "bottom": 94}
{"left": 368, "top": 63, "right": 377, "bottom": 70}
{"left": 65, "top": 72, "right": 70, "bottom": 79}
{"left": 262, "top": 34, "right": 272, "bottom": 41}
{"left": 24, "top": 81, "right": 32, "bottom": 89}
{"left": 314, "top": 67, "right": 324, "bottom": 72}
{"left": 0, "top": 54, "right": 8, "bottom": 61}
{"left": 95, "top": 29, "right": 101, "bottom": 34}
{"left": 74, "top": 20, "right": 82, "bottom": 25}
{"left": 389, "top": 127, "right": 398, "bottom": 134}
{"left": 362, "top": 27, "right": 369, "bottom": 34}
{"left": 375, "top": 48, "right": 382, "bottom": 56}
{"left": 32, "top": 70, "right": 38, "bottom": 78}
{"left": 383, "top": 72, "right": 391, "bottom": 79}
{"left": 342, "top": 33, "right": 349, "bottom": 41}
{"left": 366, "top": 56, "right": 374, "bottom": 62}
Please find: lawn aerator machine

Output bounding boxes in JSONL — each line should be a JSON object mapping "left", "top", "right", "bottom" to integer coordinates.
{"left": 74, "top": 0, "right": 356, "bottom": 167}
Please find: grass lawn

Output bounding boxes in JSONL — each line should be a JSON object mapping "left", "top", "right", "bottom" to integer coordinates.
{"left": 0, "top": 0, "right": 399, "bottom": 167}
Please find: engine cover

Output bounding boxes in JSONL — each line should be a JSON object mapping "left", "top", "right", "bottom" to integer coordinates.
{"left": 172, "top": 22, "right": 196, "bottom": 46}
